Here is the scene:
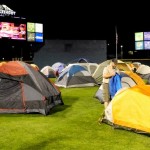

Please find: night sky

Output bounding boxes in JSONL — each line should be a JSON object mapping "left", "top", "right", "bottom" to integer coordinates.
{"left": 1, "top": 1, "right": 150, "bottom": 56}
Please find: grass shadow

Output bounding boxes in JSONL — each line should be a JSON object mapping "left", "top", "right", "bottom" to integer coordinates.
{"left": 50, "top": 96, "right": 79, "bottom": 114}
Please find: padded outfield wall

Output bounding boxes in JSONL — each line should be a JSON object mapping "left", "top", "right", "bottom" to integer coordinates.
{"left": 33, "top": 40, "right": 107, "bottom": 69}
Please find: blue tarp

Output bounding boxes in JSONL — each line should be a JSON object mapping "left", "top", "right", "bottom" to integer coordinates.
{"left": 109, "top": 73, "right": 122, "bottom": 99}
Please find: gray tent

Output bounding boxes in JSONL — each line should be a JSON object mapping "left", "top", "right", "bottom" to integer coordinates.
{"left": 0, "top": 61, "right": 64, "bottom": 115}
{"left": 94, "top": 71, "right": 145, "bottom": 103}
{"left": 92, "top": 60, "right": 131, "bottom": 84}
{"left": 135, "top": 64, "right": 150, "bottom": 84}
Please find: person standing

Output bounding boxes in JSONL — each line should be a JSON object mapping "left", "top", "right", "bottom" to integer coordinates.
{"left": 102, "top": 58, "right": 119, "bottom": 109}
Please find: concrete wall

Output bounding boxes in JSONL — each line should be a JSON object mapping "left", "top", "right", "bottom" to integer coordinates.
{"left": 33, "top": 39, "right": 107, "bottom": 69}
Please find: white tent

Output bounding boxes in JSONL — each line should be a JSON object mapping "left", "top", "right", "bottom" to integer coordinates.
{"left": 41, "top": 66, "right": 56, "bottom": 78}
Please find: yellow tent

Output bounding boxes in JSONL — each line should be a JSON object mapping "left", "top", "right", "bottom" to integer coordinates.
{"left": 123, "top": 71, "right": 145, "bottom": 86}
{"left": 104, "top": 84, "right": 150, "bottom": 134}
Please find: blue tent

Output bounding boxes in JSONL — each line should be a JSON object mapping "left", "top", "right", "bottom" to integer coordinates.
{"left": 55, "top": 64, "right": 97, "bottom": 88}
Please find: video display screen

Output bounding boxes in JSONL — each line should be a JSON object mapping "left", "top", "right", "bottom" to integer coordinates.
{"left": 135, "top": 32, "right": 150, "bottom": 50}
{"left": 144, "top": 41, "right": 150, "bottom": 49}
{"left": 135, "top": 32, "right": 143, "bottom": 41}
{"left": 27, "top": 22, "right": 35, "bottom": 32}
{"left": 27, "top": 22, "right": 43, "bottom": 42}
{"left": 0, "top": 22, "right": 26, "bottom": 40}
{"left": 35, "top": 33, "right": 43, "bottom": 42}
{"left": 27, "top": 32, "right": 35, "bottom": 42}
{"left": 144, "top": 32, "right": 150, "bottom": 40}
{"left": 135, "top": 41, "right": 144, "bottom": 50}
{"left": 35, "top": 23, "right": 43, "bottom": 33}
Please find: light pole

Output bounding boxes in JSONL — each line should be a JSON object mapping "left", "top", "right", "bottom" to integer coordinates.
{"left": 120, "top": 45, "right": 123, "bottom": 59}
{"left": 107, "top": 43, "right": 109, "bottom": 59}
{"left": 115, "top": 26, "right": 118, "bottom": 59}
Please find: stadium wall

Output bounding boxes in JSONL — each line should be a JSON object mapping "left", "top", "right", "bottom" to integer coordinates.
{"left": 33, "top": 39, "right": 107, "bottom": 69}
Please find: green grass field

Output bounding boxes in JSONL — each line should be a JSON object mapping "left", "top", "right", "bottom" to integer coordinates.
{"left": 0, "top": 86, "right": 150, "bottom": 150}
